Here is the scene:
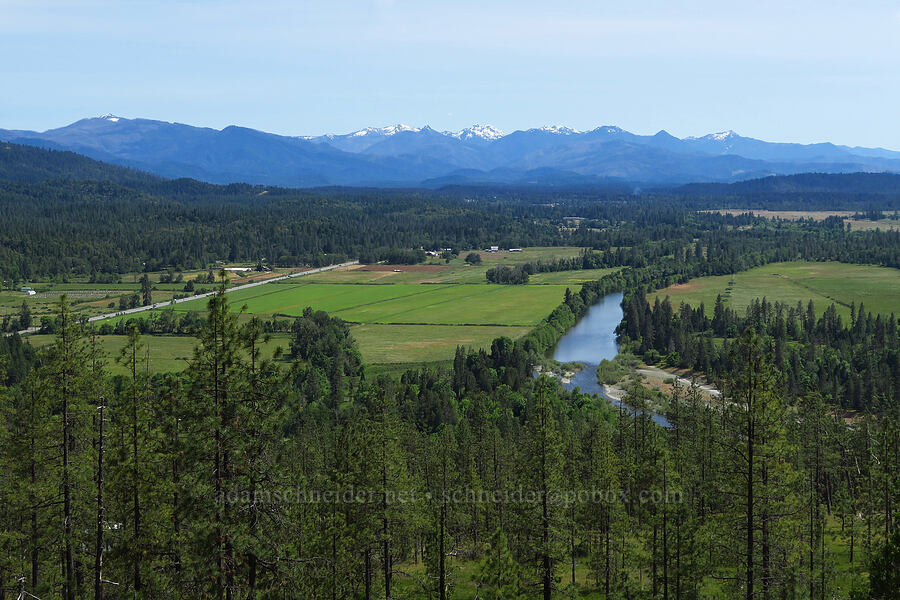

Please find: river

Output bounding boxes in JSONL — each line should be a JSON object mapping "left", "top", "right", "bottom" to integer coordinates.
{"left": 550, "top": 292, "right": 671, "bottom": 427}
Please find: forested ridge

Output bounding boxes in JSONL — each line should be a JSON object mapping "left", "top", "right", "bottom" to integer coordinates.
{"left": 1, "top": 142, "right": 900, "bottom": 282}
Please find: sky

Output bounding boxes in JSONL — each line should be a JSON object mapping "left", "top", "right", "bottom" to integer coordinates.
{"left": 2, "top": 0, "right": 900, "bottom": 149}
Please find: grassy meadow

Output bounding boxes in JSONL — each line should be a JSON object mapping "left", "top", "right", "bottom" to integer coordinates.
{"left": 650, "top": 261, "right": 900, "bottom": 319}
{"left": 705, "top": 209, "right": 900, "bottom": 231}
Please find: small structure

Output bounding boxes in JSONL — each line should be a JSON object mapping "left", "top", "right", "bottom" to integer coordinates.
{"left": 21, "top": 286, "right": 36, "bottom": 296}
{"left": 224, "top": 267, "right": 250, "bottom": 273}
{"left": 486, "top": 246, "right": 499, "bottom": 253}
{"left": 509, "top": 248, "right": 523, "bottom": 252}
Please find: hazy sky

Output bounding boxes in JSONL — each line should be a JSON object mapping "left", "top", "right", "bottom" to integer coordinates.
{"left": 3, "top": 0, "right": 900, "bottom": 148}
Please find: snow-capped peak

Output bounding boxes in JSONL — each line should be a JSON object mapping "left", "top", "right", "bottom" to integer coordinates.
{"left": 449, "top": 124, "right": 505, "bottom": 141}
{"left": 349, "top": 124, "right": 421, "bottom": 137}
{"left": 99, "top": 113, "right": 121, "bottom": 122}
{"left": 704, "top": 130, "right": 738, "bottom": 142}
{"left": 535, "top": 125, "right": 580, "bottom": 135}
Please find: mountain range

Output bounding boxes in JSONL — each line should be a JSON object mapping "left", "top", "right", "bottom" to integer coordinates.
{"left": 3, "top": 114, "right": 900, "bottom": 188}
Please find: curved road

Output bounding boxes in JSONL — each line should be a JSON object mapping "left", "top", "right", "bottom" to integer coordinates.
{"left": 9, "top": 261, "right": 358, "bottom": 337}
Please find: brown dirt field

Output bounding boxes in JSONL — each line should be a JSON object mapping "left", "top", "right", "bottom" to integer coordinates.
{"left": 357, "top": 265, "right": 447, "bottom": 272}
{"left": 231, "top": 268, "right": 311, "bottom": 284}
{"left": 703, "top": 209, "right": 854, "bottom": 221}
{"left": 663, "top": 282, "right": 700, "bottom": 292}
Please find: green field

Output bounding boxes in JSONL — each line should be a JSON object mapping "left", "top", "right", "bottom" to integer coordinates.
{"left": 169, "top": 281, "right": 571, "bottom": 326}
{"left": 298, "top": 246, "right": 591, "bottom": 285}
{"left": 22, "top": 248, "right": 611, "bottom": 367}
{"left": 351, "top": 324, "right": 530, "bottom": 364}
{"left": 0, "top": 266, "right": 311, "bottom": 322}
{"left": 651, "top": 261, "right": 900, "bottom": 319}
{"left": 528, "top": 268, "right": 619, "bottom": 285}
{"left": 106, "top": 248, "right": 602, "bottom": 365}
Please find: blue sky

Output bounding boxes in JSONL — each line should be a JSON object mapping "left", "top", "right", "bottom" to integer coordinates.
{"left": 2, "top": 0, "right": 899, "bottom": 148}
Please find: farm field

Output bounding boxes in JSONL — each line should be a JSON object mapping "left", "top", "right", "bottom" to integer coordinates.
{"left": 0, "top": 265, "right": 309, "bottom": 323}
{"left": 527, "top": 268, "right": 619, "bottom": 285}
{"left": 82, "top": 247, "right": 606, "bottom": 365}
{"left": 297, "top": 246, "right": 591, "bottom": 285}
{"left": 650, "top": 261, "right": 900, "bottom": 320}
{"left": 0, "top": 287, "right": 183, "bottom": 322}
{"left": 168, "top": 281, "right": 573, "bottom": 326}
{"left": 351, "top": 324, "right": 530, "bottom": 364}
{"left": 705, "top": 209, "right": 900, "bottom": 231}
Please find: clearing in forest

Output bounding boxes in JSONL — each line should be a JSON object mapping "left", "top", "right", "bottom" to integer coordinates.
{"left": 650, "top": 261, "right": 900, "bottom": 320}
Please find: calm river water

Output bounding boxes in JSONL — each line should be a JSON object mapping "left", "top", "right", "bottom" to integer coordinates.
{"left": 550, "top": 292, "right": 670, "bottom": 427}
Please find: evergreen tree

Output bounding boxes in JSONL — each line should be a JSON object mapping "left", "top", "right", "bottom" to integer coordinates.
{"left": 477, "top": 529, "right": 527, "bottom": 600}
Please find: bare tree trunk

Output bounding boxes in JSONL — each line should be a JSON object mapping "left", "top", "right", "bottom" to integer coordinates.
{"left": 746, "top": 400, "right": 754, "bottom": 600}
{"left": 605, "top": 512, "right": 611, "bottom": 598}
{"left": 30, "top": 390, "right": 39, "bottom": 590}
{"left": 762, "top": 463, "right": 769, "bottom": 600}
{"left": 382, "top": 443, "right": 391, "bottom": 600}
{"left": 364, "top": 548, "right": 372, "bottom": 600}
{"left": 62, "top": 312, "right": 75, "bottom": 600}
{"left": 94, "top": 403, "right": 105, "bottom": 600}
{"left": 131, "top": 345, "right": 142, "bottom": 595}
{"left": 540, "top": 393, "right": 552, "bottom": 600}
{"left": 663, "top": 462, "right": 669, "bottom": 600}
{"left": 440, "top": 434, "right": 449, "bottom": 600}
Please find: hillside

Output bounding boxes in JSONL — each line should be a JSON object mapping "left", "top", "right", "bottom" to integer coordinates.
{"left": 674, "top": 172, "right": 900, "bottom": 195}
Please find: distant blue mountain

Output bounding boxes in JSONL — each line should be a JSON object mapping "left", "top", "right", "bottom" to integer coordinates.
{"left": 3, "top": 114, "right": 899, "bottom": 187}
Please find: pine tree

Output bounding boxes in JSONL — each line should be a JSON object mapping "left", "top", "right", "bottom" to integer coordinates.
{"left": 111, "top": 325, "right": 150, "bottom": 596}
{"left": 477, "top": 529, "right": 526, "bottom": 600}
{"left": 140, "top": 274, "right": 152, "bottom": 307}
{"left": 184, "top": 283, "right": 244, "bottom": 598}
{"left": 522, "top": 376, "right": 565, "bottom": 600}
{"left": 719, "top": 328, "right": 800, "bottom": 599}
{"left": 424, "top": 425, "right": 457, "bottom": 600}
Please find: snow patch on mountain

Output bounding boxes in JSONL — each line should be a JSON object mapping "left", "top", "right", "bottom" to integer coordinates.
{"left": 592, "top": 126, "right": 624, "bottom": 135}
{"left": 349, "top": 124, "right": 421, "bottom": 137}
{"left": 449, "top": 124, "right": 505, "bottom": 141}
{"left": 704, "top": 130, "right": 738, "bottom": 141}
{"left": 99, "top": 113, "right": 120, "bottom": 122}
{"left": 535, "top": 125, "right": 580, "bottom": 135}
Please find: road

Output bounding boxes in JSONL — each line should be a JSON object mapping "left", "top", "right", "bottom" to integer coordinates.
{"left": 7, "top": 261, "right": 358, "bottom": 337}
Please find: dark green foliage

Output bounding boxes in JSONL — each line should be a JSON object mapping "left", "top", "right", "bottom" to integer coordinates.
{"left": 0, "top": 142, "right": 161, "bottom": 186}
{"left": 620, "top": 292, "right": 899, "bottom": 412}
{"left": 869, "top": 526, "right": 900, "bottom": 599}
{"left": 486, "top": 265, "right": 529, "bottom": 284}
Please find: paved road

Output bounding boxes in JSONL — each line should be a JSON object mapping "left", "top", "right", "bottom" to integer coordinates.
{"left": 7, "top": 261, "right": 358, "bottom": 337}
